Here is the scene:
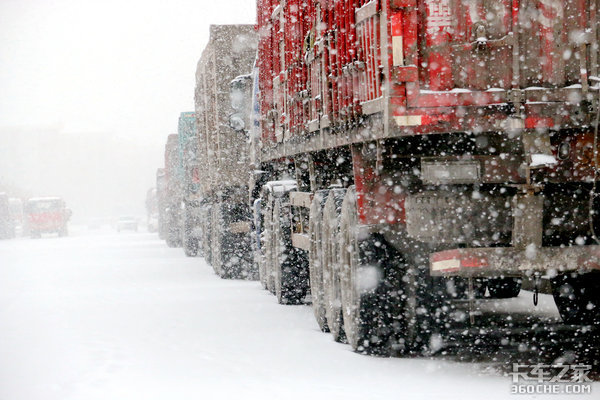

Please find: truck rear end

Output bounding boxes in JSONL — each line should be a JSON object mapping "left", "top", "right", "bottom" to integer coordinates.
{"left": 25, "top": 197, "right": 71, "bottom": 238}
{"left": 254, "top": 0, "right": 600, "bottom": 355}
{"left": 177, "top": 112, "right": 203, "bottom": 256}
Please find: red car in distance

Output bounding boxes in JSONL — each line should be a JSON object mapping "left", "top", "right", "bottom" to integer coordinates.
{"left": 25, "top": 197, "right": 72, "bottom": 238}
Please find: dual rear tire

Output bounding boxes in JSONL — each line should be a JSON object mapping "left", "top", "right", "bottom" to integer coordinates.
{"left": 259, "top": 191, "right": 308, "bottom": 302}
{"left": 312, "top": 186, "right": 447, "bottom": 355}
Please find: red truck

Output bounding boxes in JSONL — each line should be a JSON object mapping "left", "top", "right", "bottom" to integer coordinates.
{"left": 25, "top": 197, "right": 71, "bottom": 238}
{"left": 249, "top": 0, "right": 600, "bottom": 355}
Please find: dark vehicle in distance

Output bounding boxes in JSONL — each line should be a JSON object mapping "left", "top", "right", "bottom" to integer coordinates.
{"left": 25, "top": 197, "right": 71, "bottom": 238}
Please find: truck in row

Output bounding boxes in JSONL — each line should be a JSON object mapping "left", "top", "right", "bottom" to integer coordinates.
{"left": 157, "top": 0, "right": 600, "bottom": 357}
{"left": 0, "top": 194, "right": 71, "bottom": 239}
{"left": 157, "top": 25, "right": 258, "bottom": 279}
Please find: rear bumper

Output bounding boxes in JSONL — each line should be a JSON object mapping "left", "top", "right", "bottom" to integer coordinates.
{"left": 430, "top": 246, "right": 600, "bottom": 277}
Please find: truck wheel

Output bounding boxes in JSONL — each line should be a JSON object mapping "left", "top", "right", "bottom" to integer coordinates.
{"left": 487, "top": 277, "right": 521, "bottom": 298}
{"left": 262, "top": 195, "right": 275, "bottom": 294}
{"left": 272, "top": 198, "right": 306, "bottom": 304}
{"left": 309, "top": 191, "right": 329, "bottom": 332}
{"left": 322, "top": 189, "right": 347, "bottom": 343}
{"left": 339, "top": 187, "right": 393, "bottom": 355}
{"left": 184, "top": 236, "right": 198, "bottom": 257}
{"left": 183, "top": 210, "right": 198, "bottom": 257}
{"left": 166, "top": 232, "right": 178, "bottom": 248}
{"left": 211, "top": 206, "right": 222, "bottom": 276}
{"left": 258, "top": 196, "right": 272, "bottom": 289}
{"left": 202, "top": 206, "right": 212, "bottom": 265}
{"left": 219, "top": 232, "right": 251, "bottom": 279}
{"left": 551, "top": 272, "right": 600, "bottom": 325}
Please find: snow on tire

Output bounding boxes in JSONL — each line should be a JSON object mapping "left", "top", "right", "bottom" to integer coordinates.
{"left": 322, "top": 188, "right": 346, "bottom": 343}
{"left": 309, "top": 190, "right": 329, "bottom": 332}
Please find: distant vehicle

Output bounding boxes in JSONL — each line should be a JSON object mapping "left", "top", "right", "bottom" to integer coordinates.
{"left": 164, "top": 134, "right": 183, "bottom": 247}
{"left": 25, "top": 197, "right": 71, "bottom": 238}
{"left": 0, "top": 193, "right": 16, "bottom": 239}
{"left": 156, "top": 168, "right": 167, "bottom": 240}
{"left": 116, "top": 216, "right": 138, "bottom": 232}
{"left": 145, "top": 187, "right": 158, "bottom": 233}
{"left": 8, "top": 198, "right": 23, "bottom": 232}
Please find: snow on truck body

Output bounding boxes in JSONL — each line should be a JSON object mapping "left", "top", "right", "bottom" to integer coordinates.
{"left": 190, "top": 25, "right": 258, "bottom": 276}
{"left": 163, "top": 134, "right": 182, "bottom": 248}
{"left": 250, "top": 0, "right": 600, "bottom": 354}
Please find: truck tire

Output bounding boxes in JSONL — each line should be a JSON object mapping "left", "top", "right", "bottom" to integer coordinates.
{"left": 211, "top": 205, "right": 223, "bottom": 276}
{"left": 58, "top": 226, "right": 68, "bottom": 237}
{"left": 272, "top": 198, "right": 307, "bottom": 304}
{"left": 339, "top": 187, "right": 393, "bottom": 355}
{"left": 322, "top": 188, "right": 347, "bottom": 343}
{"left": 166, "top": 231, "right": 178, "bottom": 248}
{"left": 309, "top": 191, "right": 329, "bottom": 332}
{"left": 266, "top": 195, "right": 278, "bottom": 294}
{"left": 258, "top": 201, "right": 269, "bottom": 289}
{"left": 272, "top": 199, "right": 290, "bottom": 302}
{"left": 487, "top": 277, "right": 521, "bottom": 298}
{"left": 260, "top": 195, "right": 274, "bottom": 292}
{"left": 201, "top": 205, "right": 212, "bottom": 265}
{"left": 183, "top": 207, "right": 198, "bottom": 257}
{"left": 218, "top": 231, "right": 252, "bottom": 279}
{"left": 392, "top": 243, "right": 455, "bottom": 356}
{"left": 551, "top": 272, "right": 600, "bottom": 325}
{"left": 184, "top": 236, "right": 198, "bottom": 257}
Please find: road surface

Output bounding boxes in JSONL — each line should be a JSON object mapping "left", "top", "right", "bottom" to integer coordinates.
{"left": 0, "top": 228, "right": 596, "bottom": 399}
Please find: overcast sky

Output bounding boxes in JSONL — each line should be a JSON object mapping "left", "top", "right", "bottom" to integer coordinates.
{"left": 0, "top": 0, "right": 256, "bottom": 220}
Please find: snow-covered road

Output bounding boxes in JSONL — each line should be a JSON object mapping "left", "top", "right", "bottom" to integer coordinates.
{"left": 0, "top": 228, "right": 596, "bottom": 399}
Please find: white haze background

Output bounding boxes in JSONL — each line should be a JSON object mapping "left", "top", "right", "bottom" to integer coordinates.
{"left": 0, "top": 0, "right": 256, "bottom": 221}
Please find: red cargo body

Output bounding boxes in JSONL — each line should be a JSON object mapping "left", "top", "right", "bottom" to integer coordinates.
{"left": 258, "top": 0, "right": 599, "bottom": 141}
{"left": 257, "top": 0, "right": 600, "bottom": 216}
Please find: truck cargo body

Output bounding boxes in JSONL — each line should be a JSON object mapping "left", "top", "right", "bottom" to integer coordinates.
{"left": 176, "top": 111, "right": 203, "bottom": 256}
{"left": 0, "top": 193, "right": 15, "bottom": 239}
{"left": 194, "top": 25, "right": 258, "bottom": 278}
{"left": 164, "top": 134, "right": 183, "bottom": 247}
{"left": 156, "top": 168, "right": 167, "bottom": 240}
{"left": 254, "top": 0, "right": 600, "bottom": 354}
